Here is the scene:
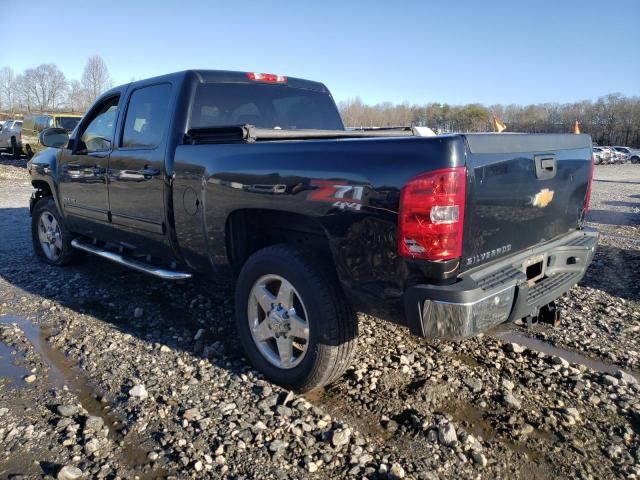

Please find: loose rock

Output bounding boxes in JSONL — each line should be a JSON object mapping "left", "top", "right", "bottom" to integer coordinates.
{"left": 57, "top": 466, "right": 83, "bottom": 480}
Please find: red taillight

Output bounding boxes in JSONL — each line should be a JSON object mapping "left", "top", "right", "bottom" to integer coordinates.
{"left": 398, "top": 167, "right": 467, "bottom": 261}
{"left": 584, "top": 158, "right": 594, "bottom": 214}
{"left": 247, "top": 72, "right": 287, "bottom": 83}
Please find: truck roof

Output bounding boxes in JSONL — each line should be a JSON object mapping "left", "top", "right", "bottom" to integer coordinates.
{"left": 113, "top": 69, "right": 330, "bottom": 95}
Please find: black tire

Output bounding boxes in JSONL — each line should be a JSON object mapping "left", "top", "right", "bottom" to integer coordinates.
{"left": 31, "top": 196, "right": 79, "bottom": 266}
{"left": 631, "top": 156, "right": 640, "bottom": 164}
{"left": 235, "top": 244, "right": 358, "bottom": 392}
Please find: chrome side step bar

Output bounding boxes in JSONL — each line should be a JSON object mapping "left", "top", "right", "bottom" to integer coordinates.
{"left": 71, "top": 238, "right": 192, "bottom": 280}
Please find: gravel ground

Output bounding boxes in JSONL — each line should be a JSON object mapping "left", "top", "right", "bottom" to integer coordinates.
{"left": 0, "top": 158, "right": 638, "bottom": 479}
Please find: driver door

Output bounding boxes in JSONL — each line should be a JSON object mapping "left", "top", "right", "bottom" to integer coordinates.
{"left": 59, "top": 94, "right": 121, "bottom": 236}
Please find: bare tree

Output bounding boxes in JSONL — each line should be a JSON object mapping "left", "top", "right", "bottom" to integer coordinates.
{"left": 21, "top": 64, "right": 68, "bottom": 112}
{"left": 67, "top": 80, "right": 89, "bottom": 113}
{"left": 81, "top": 55, "right": 112, "bottom": 103}
{"left": 0, "top": 67, "right": 16, "bottom": 113}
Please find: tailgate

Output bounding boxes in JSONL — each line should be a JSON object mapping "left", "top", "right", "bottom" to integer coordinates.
{"left": 461, "top": 133, "right": 592, "bottom": 272}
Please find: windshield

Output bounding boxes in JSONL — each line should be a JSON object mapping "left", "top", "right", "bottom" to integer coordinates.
{"left": 190, "top": 83, "right": 344, "bottom": 130}
{"left": 55, "top": 116, "right": 81, "bottom": 131}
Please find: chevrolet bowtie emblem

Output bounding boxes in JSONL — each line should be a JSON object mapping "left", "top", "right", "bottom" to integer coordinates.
{"left": 532, "top": 188, "right": 554, "bottom": 208}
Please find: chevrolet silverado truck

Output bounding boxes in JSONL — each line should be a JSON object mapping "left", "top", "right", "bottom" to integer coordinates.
{"left": 28, "top": 70, "right": 598, "bottom": 392}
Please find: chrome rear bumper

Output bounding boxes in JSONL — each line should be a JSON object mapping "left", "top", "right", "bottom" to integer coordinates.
{"left": 404, "top": 228, "right": 599, "bottom": 339}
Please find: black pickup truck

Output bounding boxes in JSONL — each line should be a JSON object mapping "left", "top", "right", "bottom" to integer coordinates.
{"left": 29, "top": 70, "right": 598, "bottom": 391}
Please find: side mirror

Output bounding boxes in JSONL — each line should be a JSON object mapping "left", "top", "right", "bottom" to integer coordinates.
{"left": 39, "top": 128, "right": 69, "bottom": 148}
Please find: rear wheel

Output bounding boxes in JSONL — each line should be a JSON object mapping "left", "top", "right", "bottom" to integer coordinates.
{"left": 235, "top": 245, "right": 358, "bottom": 392}
{"left": 31, "top": 196, "right": 79, "bottom": 266}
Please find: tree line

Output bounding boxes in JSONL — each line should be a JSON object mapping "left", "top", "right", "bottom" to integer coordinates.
{"left": 339, "top": 94, "right": 640, "bottom": 147}
{"left": 2, "top": 59, "right": 638, "bottom": 147}
{"left": 0, "top": 56, "right": 112, "bottom": 115}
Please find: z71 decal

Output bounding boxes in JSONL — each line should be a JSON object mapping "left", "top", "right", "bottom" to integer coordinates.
{"left": 308, "top": 181, "right": 364, "bottom": 211}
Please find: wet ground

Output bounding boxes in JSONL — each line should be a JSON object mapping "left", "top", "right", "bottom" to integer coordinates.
{"left": 0, "top": 160, "right": 639, "bottom": 479}
{"left": 490, "top": 325, "right": 640, "bottom": 381}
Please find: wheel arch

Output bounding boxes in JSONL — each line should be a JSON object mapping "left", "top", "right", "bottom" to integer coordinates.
{"left": 30, "top": 179, "right": 61, "bottom": 216}
{"left": 225, "top": 208, "right": 333, "bottom": 273}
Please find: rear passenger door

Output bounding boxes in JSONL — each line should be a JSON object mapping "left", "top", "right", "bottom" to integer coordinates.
{"left": 107, "top": 83, "right": 172, "bottom": 235}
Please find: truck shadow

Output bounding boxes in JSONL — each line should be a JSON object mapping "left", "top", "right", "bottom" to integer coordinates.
{"left": 0, "top": 207, "right": 354, "bottom": 381}
{"left": 0, "top": 155, "right": 28, "bottom": 167}
{"left": 580, "top": 243, "right": 640, "bottom": 302}
{"left": 593, "top": 179, "right": 640, "bottom": 185}
{"left": 602, "top": 200, "right": 640, "bottom": 209}
{"left": 586, "top": 209, "right": 640, "bottom": 226}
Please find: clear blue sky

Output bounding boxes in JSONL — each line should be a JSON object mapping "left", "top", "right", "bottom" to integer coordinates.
{"left": 1, "top": 0, "right": 638, "bottom": 105}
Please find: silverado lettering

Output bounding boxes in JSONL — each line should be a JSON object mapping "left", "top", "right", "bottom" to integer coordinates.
{"left": 466, "top": 245, "right": 512, "bottom": 266}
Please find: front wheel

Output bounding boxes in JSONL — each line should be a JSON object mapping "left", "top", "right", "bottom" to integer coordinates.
{"left": 31, "top": 196, "right": 79, "bottom": 266}
{"left": 235, "top": 245, "right": 358, "bottom": 392}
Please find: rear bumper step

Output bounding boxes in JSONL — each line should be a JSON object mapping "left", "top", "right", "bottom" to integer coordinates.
{"left": 70, "top": 238, "right": 192, "bottom": 280}
{"left": 404, "top": 228, "right": 598, "bottom": 339}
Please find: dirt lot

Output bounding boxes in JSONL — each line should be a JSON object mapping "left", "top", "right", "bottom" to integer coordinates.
{"left": 0, "top": 158, "right": 638, "bottom": 480}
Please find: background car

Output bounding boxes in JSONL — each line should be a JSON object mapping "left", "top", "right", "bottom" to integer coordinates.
{"left": 598, "top": 146, "right": 614, "bottom": 163}
{"left": 592, "top": 147, "right": 606, "bottom": 164}
{"left": 612, "top": 146, "right": 640, "bottom": 163}
{"left": 605, "top": 146, "right": 624, "bottom": 163}
{"left": 0, "top": 119, "right": 23, "bottom": 153}
{"left": 592, "top": 147, "right": 602, "bottom": 164}
{"left": 22, "top": 113, "right": 82, "bottom": 153}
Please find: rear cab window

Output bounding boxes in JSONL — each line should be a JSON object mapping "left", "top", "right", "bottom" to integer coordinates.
{"left": 190, "top": 83, "right": 344, "bottom": 131}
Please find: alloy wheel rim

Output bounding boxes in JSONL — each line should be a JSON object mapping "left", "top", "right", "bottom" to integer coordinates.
{"left": 38, "top": 211, "right": 63, "bottom": 261}
{"left": 247, "top": 274, "right": 310, "bottom": 369}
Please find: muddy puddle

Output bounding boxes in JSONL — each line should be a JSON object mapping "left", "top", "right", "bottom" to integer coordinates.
{"left": 0, "top": 341, "right": 31, "bottom": 387}
{"left": 490, "top": 323, "right": 640, "bottom": 381}
{"left": 0, "top": 314, "right": 121, "bottom": 436}
{"left": 0, "top": 314, "right": 159, "bottom": 473}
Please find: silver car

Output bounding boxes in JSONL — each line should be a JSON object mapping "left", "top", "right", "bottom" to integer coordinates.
{"left": 0, "top": 119, "right": 23, "bottom": 151}
{"left": 605, "top": 146, "right": 624, "bottom": 163}
{"left": 592, "top": 147, "right": 607, "bottom": 164}
{"left": 612, "top": 146, "right": 640, "bottom": 164}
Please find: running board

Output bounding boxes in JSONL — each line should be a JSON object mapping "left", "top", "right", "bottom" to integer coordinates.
{"left": 71, "top": 238, "right": 192, "bottom": 280}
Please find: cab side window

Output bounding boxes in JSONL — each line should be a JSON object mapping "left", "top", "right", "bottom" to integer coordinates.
{"left": 121, "top": 84, "right": 172, "bottom": 149}
{"left": 77, "top": 96, "right": 119, "bottom": 154}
